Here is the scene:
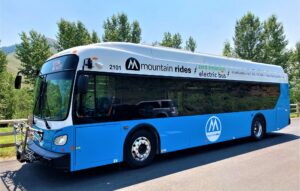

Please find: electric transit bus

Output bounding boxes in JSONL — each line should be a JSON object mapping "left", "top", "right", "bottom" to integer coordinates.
{"left": 14, "top": 42, "right": 290, "bottom": 171}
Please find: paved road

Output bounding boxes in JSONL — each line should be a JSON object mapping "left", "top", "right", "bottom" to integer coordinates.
{"left": 1, "top": 118, "right": 299, "bottom": 191}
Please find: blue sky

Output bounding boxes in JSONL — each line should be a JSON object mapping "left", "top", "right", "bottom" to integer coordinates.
{"left": 0, "top": 0, "right": 299, "bottom": 55}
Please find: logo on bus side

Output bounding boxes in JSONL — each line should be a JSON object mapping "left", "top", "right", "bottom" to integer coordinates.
{"left": 205, "top": 116, "right": 222, "bottom": 142}
{"left": 125, "top": 57, "right": 140, "bottom": 71}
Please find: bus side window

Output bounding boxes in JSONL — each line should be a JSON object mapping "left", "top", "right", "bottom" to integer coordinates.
{"left": 76, "top": 75, "right": 96, "bottom": 117}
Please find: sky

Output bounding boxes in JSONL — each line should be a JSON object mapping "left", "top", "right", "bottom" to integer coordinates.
{"left": 0, "top": 0, "right": 299, "bottom": 55}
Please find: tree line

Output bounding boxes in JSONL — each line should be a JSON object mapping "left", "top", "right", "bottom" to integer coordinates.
{"left": 0, "top": 12, "right": 299, "bottom": 120}
{"left": 222, "top": 12, "right": 300, "bottom": 104}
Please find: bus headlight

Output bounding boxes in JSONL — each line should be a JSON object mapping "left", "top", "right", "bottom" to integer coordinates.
{"left": 54, "top": 135, "right": 68, "bottom": 146}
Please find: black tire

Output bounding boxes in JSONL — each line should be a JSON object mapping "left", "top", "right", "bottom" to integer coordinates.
{"left": 251, "top": 116, "right": 266, "bottom": 140}
{"left": 124, "top": 129, "right": 156, "bottom": 168}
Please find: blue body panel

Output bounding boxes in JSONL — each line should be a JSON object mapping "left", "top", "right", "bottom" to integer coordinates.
{"left": 275, "top": 84, "right": 290, "bottom": 130}
{"left": 31, "top": 83, "right": 290, "bottom": 171}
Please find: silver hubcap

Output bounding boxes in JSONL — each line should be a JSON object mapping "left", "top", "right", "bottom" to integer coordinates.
{"left": 254, "top": 121, "right": 263, "bottom": 138}
{"left": 131, "top": 136, "right": 151, "bottom": 161}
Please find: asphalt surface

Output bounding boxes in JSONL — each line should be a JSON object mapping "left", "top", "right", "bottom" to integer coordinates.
{"left": 0, "top": 118, "right": 299, "bottom": 191}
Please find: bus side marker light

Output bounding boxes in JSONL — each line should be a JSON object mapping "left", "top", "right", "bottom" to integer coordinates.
{"left": 71, "top": 145, "right": 74, "bottom": 151}
{"left": 91, "top": 56, "right": 98, "bottom": 60}
{"left": 123, "top": 126, "right": 129, "bottom": 130}
{"left": 76, "top": 146, "right": 81, "bottom": 150}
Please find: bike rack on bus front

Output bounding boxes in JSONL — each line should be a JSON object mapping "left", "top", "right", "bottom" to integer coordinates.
{"left": 13, "top": 122, "right": 41, "bottom": 163}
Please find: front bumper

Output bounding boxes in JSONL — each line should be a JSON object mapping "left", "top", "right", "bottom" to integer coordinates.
{"left": 14, "top": 122, "right": 70, "bottom": 170}
{"left": 28, "top": 140, "right": 65, "bottom": 159}
{"left": 17, "top": 140, "right": 70, "bottom": 170}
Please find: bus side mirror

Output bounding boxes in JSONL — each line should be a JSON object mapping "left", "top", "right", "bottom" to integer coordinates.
{"left": 15, "top": 75, "right": 22, "bottom": 89}
{"left": 77, "top": 75, "right": 89, "bottom": 94}
{"left": 83, "top": 58, "right": 93, "bottom": 69}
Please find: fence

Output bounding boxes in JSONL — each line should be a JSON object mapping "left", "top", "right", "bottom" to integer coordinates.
{"left": 0, "top": 119, "right": 28, "bottom": 148}
{"left": 290, "top": 103, "right": 300, "bottom": 117}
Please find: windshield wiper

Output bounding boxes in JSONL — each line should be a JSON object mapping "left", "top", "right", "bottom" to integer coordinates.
{"left": 44, "top": 118, "right": 51, "bottom": 129}
{"left": 43, "top": 92, "right": 52, "bottom": 130}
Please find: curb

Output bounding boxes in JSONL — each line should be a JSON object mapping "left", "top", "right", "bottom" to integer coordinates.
{"left": 291, "top": 117, "right": 300, "bottom": 120}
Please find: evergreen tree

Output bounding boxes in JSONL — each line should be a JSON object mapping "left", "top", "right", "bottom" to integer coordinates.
{"left": 0, "top": 72, "right": 15, "bottom": 119}
{"left": 16, "top": 30, "right": 52, "bottom": 84}
{"left": 233, "top": 12, "right": 263, "bottom": 62}
{"left": 131, "top": 21, "right": 142, "bottom": 43}
{"left": 103, "top": 13, "right": 142, "bottom": 43}
{"left": 76, "top": 21, "right": 92, "bottom": 45}
{"left": 295, "top": 41, "right": 300, "bottom": 64}
{"left": 91, "top": 31, "right": 101, "bottom": 43}
{"left": 172, "top": 33, "right": 182, "bottom": 49}
{"left": 0, "top": 41, "right": 7, "bottom": 73}
{"left": 56, "top": 19, "right": 94, "bottom": 50}
{"left": 185, "top": 36, "right": 197, "bottom": 52}
{"left": 13, "top": 87, "right": 33, "bottom": 119}
{"left": 160, "top": 32, "right": 173, "bottom": 47}
{"left": 225, "top": 13, "right": 290, "bottom": 67}
{"left": 261, "top": 15, "right": 288, "bottom": 67}
{"left": 291, "top": 42, "right": 300, "bottom": 79}
{"left": 289, "top": 42, "right": 300, "bottom": 103}
{"left": 160, "top": 32, "right": 182, "bottom": 49}
{"left": 223, "top": 40, "right": 233, "bottom": 57}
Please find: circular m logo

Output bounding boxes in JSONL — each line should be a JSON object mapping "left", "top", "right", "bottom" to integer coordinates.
{"left": 125, "top": 57, "right": 140, "bottom": 71}
{"left": 205, "top": 116, "right": 222, "bottom": 142}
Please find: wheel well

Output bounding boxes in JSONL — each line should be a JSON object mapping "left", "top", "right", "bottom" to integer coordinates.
{"left": 253, "top": 113, "right": 267, "bottom": 131}
{"left": 123, "top": 124, "right": 161, "bottom": 157}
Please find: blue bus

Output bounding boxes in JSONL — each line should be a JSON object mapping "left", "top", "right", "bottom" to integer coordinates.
{"left": 14, "top": 42, "right": 290, "bottom": 171}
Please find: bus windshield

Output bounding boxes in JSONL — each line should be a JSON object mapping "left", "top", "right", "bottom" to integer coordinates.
{"left": 33, "top": 72, "right": 74, "bottom": 120}
{"left": 33, "top": 55, "right": 78, "bottom": 121}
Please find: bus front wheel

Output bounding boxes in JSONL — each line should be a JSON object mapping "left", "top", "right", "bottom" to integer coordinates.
{"left": 125, "top": 130, "right": 156, "bottom": 168}
{"left": 251, "top": 116, "right": 266, "bottom": 140}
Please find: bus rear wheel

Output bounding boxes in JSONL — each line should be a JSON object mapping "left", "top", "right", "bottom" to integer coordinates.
{"left": 125, "top": 130, "right": 156, "bottom": 168}
{"left": 251, "top": 116, "right": 266, "bottom": 140}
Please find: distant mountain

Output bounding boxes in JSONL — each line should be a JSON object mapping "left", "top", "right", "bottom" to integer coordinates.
{"left": 46, "top": 37, "right": 57, "bottom": 48}
{"left": 0, "top": 37, "right": 57, "bottom": 54}
{"left": 1, "top": 44, "right": 17, "bottom": 54}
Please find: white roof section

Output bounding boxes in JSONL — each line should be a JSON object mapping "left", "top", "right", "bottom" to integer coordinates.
{"left": 49, "top": 42, "right": 288, "bottom": 83}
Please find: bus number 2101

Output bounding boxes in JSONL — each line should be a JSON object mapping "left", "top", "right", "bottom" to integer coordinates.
{"left": 109, "top": 64, "right": 121, "bottom": 71}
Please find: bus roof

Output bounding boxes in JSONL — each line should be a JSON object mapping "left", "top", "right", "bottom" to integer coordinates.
{"left": 48, "top": 42, "right": 288, "bottom": 83}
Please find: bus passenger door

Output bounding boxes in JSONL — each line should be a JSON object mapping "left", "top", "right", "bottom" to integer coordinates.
{"left": 73, "top": 74, "right": 124, "bottom": 170}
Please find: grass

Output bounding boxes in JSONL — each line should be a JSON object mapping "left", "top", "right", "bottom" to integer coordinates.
{"left": 0, "top": 127, "right": 16, "bottom": 158}
{"left": 291, "top": 113, "right": 300, "bottom": 118}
